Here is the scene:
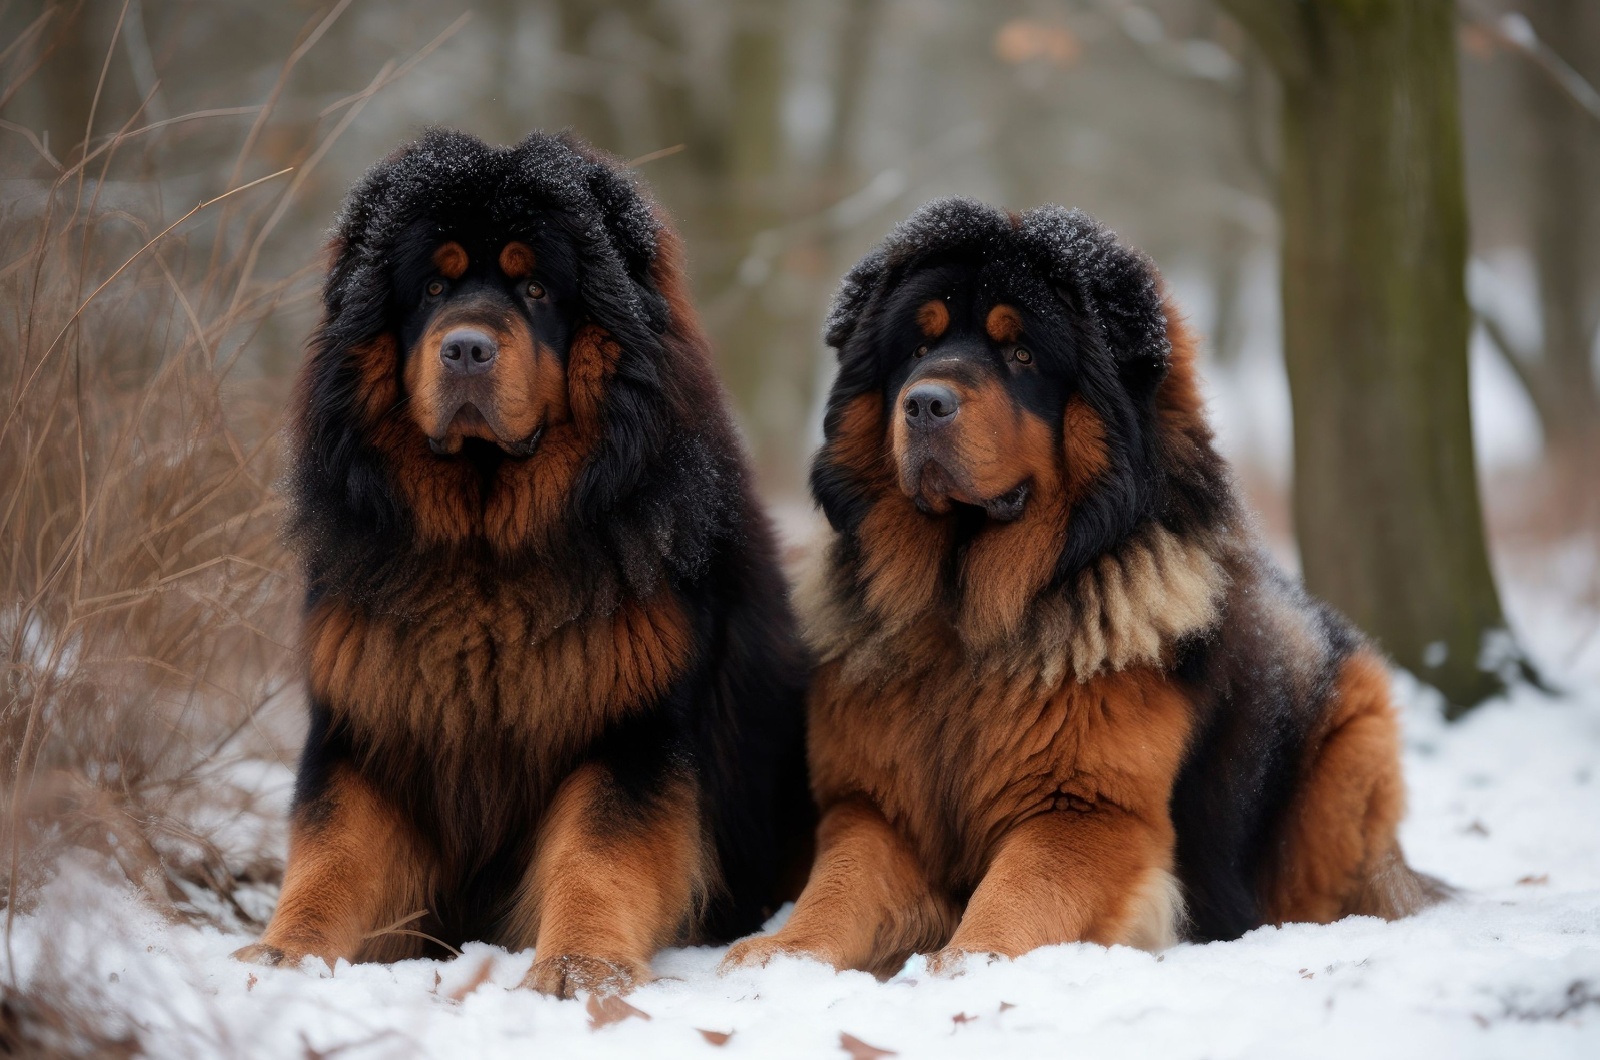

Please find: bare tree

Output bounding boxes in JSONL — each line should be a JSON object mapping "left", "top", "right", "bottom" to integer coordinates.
{"left": 1477, "top": 0, "right": 1600, "bottom": 465}
{"left": 1217, "top": 0, "right": 1527, "bottom": 716}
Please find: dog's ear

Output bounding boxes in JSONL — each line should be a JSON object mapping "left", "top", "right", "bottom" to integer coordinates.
{"left": 1022, "top": 206, "right": 1170, "bottom": 395}
{"left": 320, "top": 158, "right": 397, "bottom": 338}
{"left": 823, "top": 247, "right": 890, "bottom": 351}
{"left": 811, "top": 249, "right": 894, "bottom": 536}
{"left": 1016, "top": 208, "right": 1175, "bottom": 581}
{"left": 584, "top": 164, "right": 671, "bottom": 336}
{"left": 580, "top": 151, "right": 671, "bottom": 336}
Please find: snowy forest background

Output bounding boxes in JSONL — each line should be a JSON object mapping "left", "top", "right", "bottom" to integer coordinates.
{"left": 1, "top": 1, "right": 1596, "bottom": 1056}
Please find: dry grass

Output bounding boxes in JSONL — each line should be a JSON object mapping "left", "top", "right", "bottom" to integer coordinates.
{"left": 0, "top": 116, "right": 306, "bottom": 930}
{"left": 0, "top": 3, "right": 482, "bottom": 1050}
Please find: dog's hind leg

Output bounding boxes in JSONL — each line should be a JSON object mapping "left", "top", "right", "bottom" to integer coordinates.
{"left": 1267, "top": 648, "right": 1448, "bottom": 924}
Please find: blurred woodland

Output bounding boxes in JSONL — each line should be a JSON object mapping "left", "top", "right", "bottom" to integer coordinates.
{"left": 1, "top": 0, "right": 1598, "bottom": 975}
{"left": 9, "top": 1, "right": 1592, "bottom": 476}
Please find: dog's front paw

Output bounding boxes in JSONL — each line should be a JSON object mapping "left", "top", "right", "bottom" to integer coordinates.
{"left": 719, "top": 935, "right": 838, "bottom": 974}
{"left": 522, "top": 953, "right": 642, "bottom": 999}
{"left": 231, "top": 942, "right": 288, "bottom": 967}
{"left": 925, "top": 946, "right": 1001, "bottom": 978}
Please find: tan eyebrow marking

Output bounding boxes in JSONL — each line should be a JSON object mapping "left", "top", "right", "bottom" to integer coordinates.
{"left": 499, "top": 242, "right": 536, "bottom": 279}
{"left": 432, "top": 242, "right": 468, "bottom": 280}
{"left": 986, "top": 304, "right": 1023, "bottom": 344}
{"left": 916, "top": 299, "right": 949, "bottom": 339}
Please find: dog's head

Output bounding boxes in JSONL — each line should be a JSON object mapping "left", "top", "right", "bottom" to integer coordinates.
{"left": 813, "top": 199, "right": 1228, "bottom": 627}
{"left": 292, "top": 129, "right": 734, "bottom": 577}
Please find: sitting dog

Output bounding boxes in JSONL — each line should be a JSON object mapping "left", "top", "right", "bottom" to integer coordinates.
{"left": 234, "top": 130, "right": 811, "bottom": 997}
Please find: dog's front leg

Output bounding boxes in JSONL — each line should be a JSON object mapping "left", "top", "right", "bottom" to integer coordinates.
{"left": 930, "top": 804, "right": 1181, "bottom": 973}
{"left": 508, "top": 761, "right": 705, "bottom": 999}
{"left": 235, "top": 762, "right": 434, "bottom": 969}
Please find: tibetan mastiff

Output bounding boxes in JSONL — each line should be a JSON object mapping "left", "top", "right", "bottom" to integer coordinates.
{"left": 234, "top": 130, "right": 810, "bottom": 997}
{"left": 724, "top": 198, "right": 1442, "bottom": 978}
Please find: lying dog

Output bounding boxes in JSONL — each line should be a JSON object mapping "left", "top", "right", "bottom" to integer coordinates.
{"left": 726, "top": 198, "right": 1442, "bottom": 977}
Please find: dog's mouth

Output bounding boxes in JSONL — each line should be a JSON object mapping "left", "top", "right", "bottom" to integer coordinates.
{"left": 979, "top": 482, "right": 1030, "bottom": 521}
{"left": 426, "top": 402, "right": 544, "bottom": 459}
{"left": 906, "top": 459, "right": 1030, "bottom": 522}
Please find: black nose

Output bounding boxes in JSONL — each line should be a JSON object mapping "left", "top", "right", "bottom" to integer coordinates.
{"left": 439, "top": 328, "right": 497, "bottom": 375}
{"left": 903, "top": 382, "right": 960, "bottom": 429}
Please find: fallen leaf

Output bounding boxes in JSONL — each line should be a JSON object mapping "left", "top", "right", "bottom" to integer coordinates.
{"left": 447, "top": 957, "right": 496, "bottom": 1002}
{"left": 1517, "top": 874, "right": 1549, "bottom": 886}
{"left": 998, "top": 1001, "right": 1016, "bottom": 1013}
{"left": 840, "top": 1032, "right": 896, "bottom": 1058}
{"left": 952, "top": 1012, "right": 978, "bottom": 1027}
{"left": 1464, "top": 820, "right": 1490, "bottom": 836}
{"left": 246, "top": 973, "right": 257, "bottom": 992}
{"left": 697, "top": 1029, "right": 733, "bottom": 1046}
{"left": 1299, "top": 969, "right": 1315, "bottom": 980}
{"left": 587, "top": 994, "right": 651, "bottom": 1030}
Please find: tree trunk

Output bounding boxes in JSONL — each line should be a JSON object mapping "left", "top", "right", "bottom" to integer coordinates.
{"left": 1219, "top": 0, "right": 1522, "bottom": 716}
{"left": 695, "top": 5, "right": 796, "bottom": 490}
{"left": 36, "top": 2, "right": 100, "bottom": 162}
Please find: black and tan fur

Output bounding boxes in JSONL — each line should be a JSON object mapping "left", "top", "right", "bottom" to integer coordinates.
{"left": 724, "top": 198, "right": 1442, "bottom": 978}
{"left": 233, "top": 130, "right": 810, "bottom": 997}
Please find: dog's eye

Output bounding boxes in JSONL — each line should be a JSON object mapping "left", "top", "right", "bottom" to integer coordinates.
{"left": 914, "top": 345, "right": 928, "bottom": 358}
{"left": 1014, "top": 347, "right": 1033, "bottom": 364}
{"left": 526, "top": 281, "right": 546, "bottom": 299}
{"left": 425, "top": 280, "right": 444, "bottom": 297}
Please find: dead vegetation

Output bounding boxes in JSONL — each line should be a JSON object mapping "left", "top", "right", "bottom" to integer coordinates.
{"left": 0, "top": 5, "right": 444, "bottom": 1051}
{"left": 0, "top": 103, "right": 305, "bottom": 930}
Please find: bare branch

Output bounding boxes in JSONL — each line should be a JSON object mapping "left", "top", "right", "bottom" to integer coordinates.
{"left": 0, "top": 168, "right": 293, "bottom": 450}
{"left": 0, "top": 118, "right": 63, "bottom": 171}
{"left": 1461, "top": 5, "right": 1600, "bottom": 124}
{"left": 1472, "top": 303, "right": 1555, "bottom": 429}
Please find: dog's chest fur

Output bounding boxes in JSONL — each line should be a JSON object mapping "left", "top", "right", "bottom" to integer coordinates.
{"left": 808, "top": 643, "right": 1193, "bottom": 891}
{"left": 303, "top": 575, "right": 692, "bottom": 821}
{"left": 799, "top": 525, "right": 1228, "bottom": 892}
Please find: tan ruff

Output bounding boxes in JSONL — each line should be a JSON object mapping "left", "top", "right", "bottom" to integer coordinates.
{"left": 802, "top": 524, "right": 1227, "bottom": 689}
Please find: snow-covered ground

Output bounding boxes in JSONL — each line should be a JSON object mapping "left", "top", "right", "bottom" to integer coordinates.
{"left": 10, "top": 593, "right": 1600, "bottom": 1058}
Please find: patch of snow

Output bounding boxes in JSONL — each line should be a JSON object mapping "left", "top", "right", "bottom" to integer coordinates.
{"left": 1470, "top": 324, "right": 1544, "bottom": 472}
{"left": 11, "top": 661, "right": 1599, "bottom": 1059}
